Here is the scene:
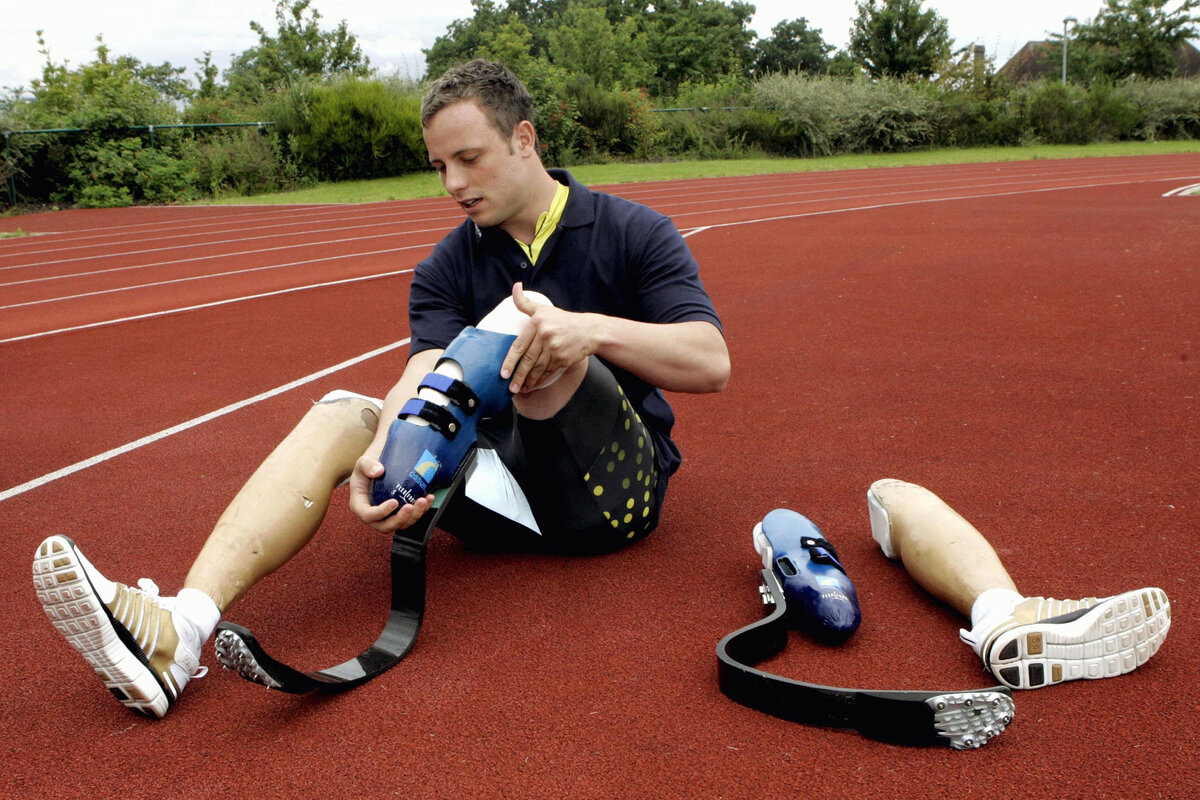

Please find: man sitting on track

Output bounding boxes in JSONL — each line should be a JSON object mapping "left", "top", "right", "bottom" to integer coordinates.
{"left": 32, "top": 60, "right": 1170, "bottom": 722}
{"left": 867, "top": 479, "right": 1170, "bottom": 690}
{"left": 32, "top": 59, "right": 730, "bottom": 718}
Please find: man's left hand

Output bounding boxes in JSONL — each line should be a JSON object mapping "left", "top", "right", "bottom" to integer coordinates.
{"left": 501, "top": 283, "right": 595, "bottom": 393}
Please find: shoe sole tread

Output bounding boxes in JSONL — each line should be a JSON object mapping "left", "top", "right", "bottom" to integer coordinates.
{"left": 32, "top": 535, "right": 170, "bottom": 718}
{"left": 986, "top": 588, "right": 1170, "bottom": 689}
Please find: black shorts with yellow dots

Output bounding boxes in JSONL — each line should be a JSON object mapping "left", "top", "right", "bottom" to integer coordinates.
{"left": 438, "top": 356, "right": 663, "bottom": 554}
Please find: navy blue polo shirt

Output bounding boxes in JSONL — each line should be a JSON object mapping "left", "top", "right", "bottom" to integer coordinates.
{"left": 408, "top": 169, "right": 722, "bottom": 481}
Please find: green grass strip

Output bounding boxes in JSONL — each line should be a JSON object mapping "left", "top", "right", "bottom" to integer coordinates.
{"left": 205, "top": 140, "right": 1200, "bottom": 206}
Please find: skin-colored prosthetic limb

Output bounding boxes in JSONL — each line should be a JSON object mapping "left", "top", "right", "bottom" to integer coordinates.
{"left": 183, "top": 395, "right": 380, "bottom": 611}
{"left": 866, "top": 478, "right": 1018, "bottom": 616}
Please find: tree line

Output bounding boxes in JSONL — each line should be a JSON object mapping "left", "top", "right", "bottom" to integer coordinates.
{"left": 2, "top": 0, "right": 1198, "bottom": 207}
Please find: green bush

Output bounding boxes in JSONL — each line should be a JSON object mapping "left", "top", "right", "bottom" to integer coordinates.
{"left": 653, "top": 108, "right": 733, "bottom": 159}
{"left": 75, "top": 184, "right": 134, "bottom": 208}
{"left": 1, "top": 130, "right": 76, "bottom": 205}
{"left": 2, "top": 38, "right": 192, "bottom": 206}
{"left": 1122, "top": 77, "right": 1200, "bottom": 140}
{"left": 649, "top": 80, "right": 760, "bottom": 159}
{"left": 136, "top": 144, "right": 198, "bottom": 204}
{"left": 932, "top": 87, "right": 1026, "bottom": 149}
{"left": 1022, "top": 81, "right": 1094, "bottom": 144}
{"left": 183, "top": 95, "right": 269, "bottom": 125}
{"left": 501, "top": 58, "right": 580, "bottom": 167}
{"left": 275, "top": 76, "right": 426, "bottom": 182}
{"left": 750, "top": 74, "right": 938, "bottom": 156}
{"left": 830, "top": 79, "right": 936, "bottom": 153}
{"left": 61, "top": 136, "right": 195, "bottom": 207}
{"left": 8, "top": 57, "right": 1200, "bottom": 209}
{"left": 185, "top": 128, "right": 294, "bottom": 196}
{"left": 730, "top": 107, "right": 792, "bottom": 155}
{"left": 566, "top": 76, "right": 632, "bottom": 157}
{"left": 563, "top": 76, "right": 660, "bottom": 159}
{"left": 1085, "top": 81, "right": 1138, "bottom": 141}
{"left": 750, "top": 73, "right": 838, "bottom": 156}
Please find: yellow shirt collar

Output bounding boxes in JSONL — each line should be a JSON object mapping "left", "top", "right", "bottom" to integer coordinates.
{"left": 514, "top": 182, "right": 569, "bottom": 266}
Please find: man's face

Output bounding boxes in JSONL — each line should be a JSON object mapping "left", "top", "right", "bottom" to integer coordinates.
{"left": 423, "top": 100, "right": 530, "bottom": 231}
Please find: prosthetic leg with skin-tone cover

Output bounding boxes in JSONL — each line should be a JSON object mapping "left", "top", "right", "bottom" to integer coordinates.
{"left": 33, "top": 293, "right": 560, "bottom": 714}
{"left": 186, "top": 396, "right": 380, "bottom": 611}
{"left": 866, "top": 479, "right": 1171, "bottom": 690}
{"left": 31, "top": 396, "right": 380, "bottom": 717}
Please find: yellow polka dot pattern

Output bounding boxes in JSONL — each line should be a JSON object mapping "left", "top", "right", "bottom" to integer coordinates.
{"left": 582, "top": 385, "right": 659, "bottom": 539}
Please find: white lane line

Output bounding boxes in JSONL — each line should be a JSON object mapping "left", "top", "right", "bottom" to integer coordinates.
{"left": 0, "top": 337, "right": 411, "bottom": 503}
{"left": 0, "top": 226, "right": 446, "bottom": 287}
{"left": 1162, "top": 183, "right": 1200, "bottom": 197}
{"left": 666, "top": 168, "right": 1197, "bottom": 221}
{"left": 613, "top": 158, "right": 1199, "bottom": 206}
{"left": 680, "top": 174, "right": 1200, "bottom": 233}
{"left": 0, "top": 268, "right": 414, "bottom": 344}
{"left": 0, "top": 210, "right": 459, "bottom": 272}
{"left": 11, "top": 172, "right": 1192, "bottom": 343}
{"left": 0, "top": 204, "right": 453, "bottom": 260}
{"left": 0, "top": 244, "right": 431, "bottom": 311}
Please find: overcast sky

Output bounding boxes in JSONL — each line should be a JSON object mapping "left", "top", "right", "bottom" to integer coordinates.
{"left": 1, "top": 1, "right": 1141, "bottom": 94}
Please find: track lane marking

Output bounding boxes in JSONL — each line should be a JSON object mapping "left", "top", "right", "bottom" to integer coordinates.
{"left": 0, "top": 268, "right": 414, "bottom": 343}
{"left": 0, "top": 337, "right": 412, "bottom": 503}
{"left": 4, "top": 157, "right": 1197, "bottom": 502}
{"left": 9, "top": 171, "right": 1195, "bottom": 341}
{"left": 0, "top": 208, "right": 462, "bottom": 271}
{"left": 1, "top": 245, "right": 431, "bottom": 311}
{"left": 678, "top": 174, "right": 1200, "bottom": 233}
{"left": 1163, "top": 183, "right": 1200, "bottom": 197}
{"left": 0, "top": 227, "right": 446, "bottom": 286}
{"left": 6, "top": 158, "right": 1192, "bottom": 267}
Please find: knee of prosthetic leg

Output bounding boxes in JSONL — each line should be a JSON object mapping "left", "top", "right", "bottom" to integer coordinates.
{"left": 370, "top": 326, "right": 518, "bottom": 510}
{"left": 753, "top": 508, "right": 862, "bottom": 643}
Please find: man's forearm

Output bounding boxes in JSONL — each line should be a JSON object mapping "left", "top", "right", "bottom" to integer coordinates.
{"left": 592, "top": 318, "right": 729, "bottom": 394}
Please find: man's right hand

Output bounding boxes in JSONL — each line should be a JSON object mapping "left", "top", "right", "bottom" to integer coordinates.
{"left": 348, "top": 454, "right": 435, "bottom": 533}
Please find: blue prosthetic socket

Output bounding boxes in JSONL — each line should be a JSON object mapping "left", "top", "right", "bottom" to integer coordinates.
{"left": 370, "top": 327, "right": 517, "bottom": 510}
{"left": 753, "top": 508, "right": 862, "bottom": 643}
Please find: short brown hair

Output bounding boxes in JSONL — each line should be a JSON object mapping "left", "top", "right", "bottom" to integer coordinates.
{"left": 420, "top": 59, "right": 535, "bottom": 138}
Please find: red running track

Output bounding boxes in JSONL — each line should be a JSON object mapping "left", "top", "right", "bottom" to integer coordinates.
{"left": 2, "top": 154, "right": 1198, "bottom": 799}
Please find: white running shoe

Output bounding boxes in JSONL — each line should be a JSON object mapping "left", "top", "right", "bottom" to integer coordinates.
{"left": 960, "top": 590, "right": 1171, "bottom": 689}
{"left": 32, "top": 535, "right": 205, "bottom": 718}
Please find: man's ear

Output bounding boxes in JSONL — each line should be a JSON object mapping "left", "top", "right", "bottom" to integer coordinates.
{"left": 513, "top": 119, "right": 539, "bottom": 157}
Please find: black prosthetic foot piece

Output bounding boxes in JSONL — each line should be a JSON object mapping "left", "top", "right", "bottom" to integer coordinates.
{"left": 214, "top": 450, "right": 476, "bottom": 693}
{"left": 718, "top": 569, "right": 1015, "bottom": 749}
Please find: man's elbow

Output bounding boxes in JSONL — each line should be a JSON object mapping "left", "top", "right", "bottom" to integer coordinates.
{"left": 699, "top": 344, "right": 731, "bottom": 393}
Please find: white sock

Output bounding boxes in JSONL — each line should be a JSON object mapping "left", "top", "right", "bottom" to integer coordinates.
{"left": 958, "top": 588, "right": 1025, "bottom": 656}
{"left": 173, "top": 588, "right": 222, "bottom": 650}
{"left": 969, "top": 588, "right": 1025, "bottom": 631}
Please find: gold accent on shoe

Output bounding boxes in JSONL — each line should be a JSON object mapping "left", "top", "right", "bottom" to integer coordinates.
{"left": 974, "top": 589, "right": 1171, "bottom": 690}
{"left": 108, "top": 583, "right": 184, "bottom": 699}
{"left": 32, "top": 535, "right": 198, "bottom": 718}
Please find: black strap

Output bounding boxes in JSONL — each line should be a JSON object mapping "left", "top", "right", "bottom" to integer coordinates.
{"left": 717, "top": 569, "right": 1016, "bottom": 749}
{"left": 398, "top": 397, "right": 461, "bottom": 439}
{"left": 419, "top": 373, "right": 481, "bottom": 414}
{"left": 214, "top": 449, "right": 478, "bottom": 693}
